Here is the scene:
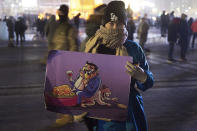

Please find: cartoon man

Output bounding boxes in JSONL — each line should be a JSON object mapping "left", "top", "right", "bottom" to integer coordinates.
{"left": 67, "top": 62, "right": 101, "bottom": 106}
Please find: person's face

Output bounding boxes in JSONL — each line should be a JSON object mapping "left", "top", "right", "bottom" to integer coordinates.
{"left": 105, "top": 21, "right": 125, "bottom": 29}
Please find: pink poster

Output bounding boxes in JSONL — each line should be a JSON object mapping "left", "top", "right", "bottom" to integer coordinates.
{"left": 44, "top": 50, "right": 132, "bottom": 121}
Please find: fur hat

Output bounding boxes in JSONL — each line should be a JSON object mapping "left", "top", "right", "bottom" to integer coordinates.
{"left": 103, "top": 1, "right": 127, "bottom": 26}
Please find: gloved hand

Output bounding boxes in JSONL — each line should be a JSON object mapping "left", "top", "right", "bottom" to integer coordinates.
{"left": 125, "top": 61, "right": 147, "bottom": 83}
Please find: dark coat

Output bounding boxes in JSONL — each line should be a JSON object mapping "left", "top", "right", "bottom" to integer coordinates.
{"left": 168, "top": 18, "right": 180, "bottom": 43}
{"left": 160, "top": 14, "right": 169, "bottom": 27}
{"left": 127, "top": 19, "right": 136, "bottom": 41}
{"left": 97, "top": 41, "right": 154, "bottom": 131}
{"left": 179, "top": 19, "right": 189, "bottom": 44}
{"left": 15, "top": 20, "right": 26, "bottom": 34}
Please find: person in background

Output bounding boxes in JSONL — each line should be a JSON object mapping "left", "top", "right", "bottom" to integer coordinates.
{"left": 6, "top": 16, "right": 15, "bottom": 47}
{"left": 178, "top": 13, "right": 189, "bottom": 62}
{"left": 3, "top": 16, "right": 7, "bottom": 22}
{"left": 15, "top": 17, "right": 27, "bottom": 46}
{"left": 0, "top": 18, "right": 8, "bottom": 40}
{"left": 160, "top": 11, "right": 168, "bottom": 37}
{"left": 74, "top": 13, "right": 81, "bottom": 30}
{"left": 79, "top": 4, "right": 107, "bottom": 52}
{"left": 20, "top": 17, "right": 27, "bottom": 42}
{"left": 84, "top": 1, "right": 154, "bottom": 130}
{"left": 126, "top": 8, "right": 136, "bottom": 41}
{"left": 169, "top": 11, "right": 175, "bottom": 22}
{"left": 137, "top": 17, "right": 150, "bottom": 52}
{"left": 191, "top": 19, "right": 197, "bottom": 49}
{"left": 188, "top": 17, "right": 193, "bottom": 47}
{"left": 167, "top": 17, "right": 180, "bottom": 63}
{"left": 36, "top": 18, "right": 46, "bottom": 39}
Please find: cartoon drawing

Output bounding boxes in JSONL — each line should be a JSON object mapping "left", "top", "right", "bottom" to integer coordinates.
{"left": 67, "top": 61, "right": 102, "bottom": 107}
{"left": 81, "top": 85, "right": 118, "bottom": 107}
{"left": 52, "top": 84, "right": 75, "bottom": 98}
{"left": 47, "top": 61, "right": 120, "bottom": 108}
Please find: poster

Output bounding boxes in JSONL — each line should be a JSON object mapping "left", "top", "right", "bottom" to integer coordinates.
{"left": 44, "top": 50, "right": 132, "bottom": 121}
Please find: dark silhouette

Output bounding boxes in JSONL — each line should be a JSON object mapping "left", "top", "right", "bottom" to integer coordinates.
{"left": 160, "top": 11, "right": 169, "bottom": 37}
{"left": 167, "top": 17, "right": 180, "bottom": 63}
{"left": 15, "top": 17, "right": 27, "bottom": 46}
{"left": 126, "top": 8, "right": 136, "bottom": 41}
{"left": 6, "top": 16, "right": 15, "bottom": 47}
{"left": 178, "top": 14, "right": 189, "bottom": 61}
{"left": 74, "top": 13, "right": 81, "bottom": 30}
{"left": 188, "top": 17, "right": 194, "bottom": 47}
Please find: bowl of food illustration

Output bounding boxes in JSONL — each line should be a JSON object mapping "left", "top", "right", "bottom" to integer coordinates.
{"left": 45, "top": 84, "right": 78, "bottom": 106}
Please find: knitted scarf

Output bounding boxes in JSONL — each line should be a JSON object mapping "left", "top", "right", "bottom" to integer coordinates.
{"left": 85, "top": 25, "right": 128, "bottom": 56}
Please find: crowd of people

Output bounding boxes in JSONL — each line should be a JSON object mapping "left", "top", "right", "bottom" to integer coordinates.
{"left": 158, "top": 10, "right": 197, "bottom": 62}
{"left": 0, "top": 16, "right": 27, "bottom": 47}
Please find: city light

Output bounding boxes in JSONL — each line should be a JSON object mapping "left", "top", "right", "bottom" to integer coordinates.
{"left": 152, "top": 8, "right": 158, "bottom": 13}
{"left": 1, "top": 0, "right": 197, "bottom": 19}
{"left": 22, "top": 0, "right": 37, "bottom": 7}
{"left": 142, "top": 1, "right": 155, "bottom": 8}
{"left": 123, "top": 0, "right": 155, "bottom": 13}
{"left": 152, "top": 16, "right": 156, "bottom": 21}
{"left": 69, "top": 0, "right": 103, "bottom": 19}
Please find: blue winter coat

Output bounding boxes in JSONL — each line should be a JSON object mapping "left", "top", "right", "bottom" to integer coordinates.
{"left": 95, "top": 40, "right": 154, "bottom": 131}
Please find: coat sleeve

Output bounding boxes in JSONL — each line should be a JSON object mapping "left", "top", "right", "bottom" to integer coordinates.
{"left": 135, "top": 44, "right": 154, "bottom": 91}
{"left": 125, "top": 41, "right": 154, "bottom": 91}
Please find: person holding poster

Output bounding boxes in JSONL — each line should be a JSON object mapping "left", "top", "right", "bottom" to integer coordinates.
{"left": 84, "top": 1, "right": 154, "bottom": 131}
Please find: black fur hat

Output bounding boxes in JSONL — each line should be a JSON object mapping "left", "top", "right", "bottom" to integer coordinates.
{"left": 103, "top": 1, "right": 127, "bottom": 26}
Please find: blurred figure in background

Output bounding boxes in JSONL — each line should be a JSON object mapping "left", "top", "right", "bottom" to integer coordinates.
{"left": 41, "top": 5, "right": 79, "bottom": 66}
{"left": 188, "top": 17, "right": 194, "bottom": 47}
{"left": 178, "top": 13, "right": 189, "bottom": 62}
{"left": 36, "top": 18, "right": 46, "bottom": 39}
{"left": 79, "top": 4, "right": 107, "bottom": 52}
{"left": 6, "top": 16, "right": 15, "bottom": 47}
{"left": 20, "top": 17, "right": 27, "bottom": 42}
{"left": 73, "top": 13, "right": 81, "bottom": 30}
{"left": 3, "top": 16, "right": 7, "bottom": 22}
{"left": 126, "top": 7, "right": 136, "bottom": 41}
{"left": 15, "top": 17, "right": 27, "bottom": 46}
{"left": 0, "top": 18, "right": 8, "bottom": 40}
{"left": 48, "top": 5, "right": 78, "bottom": 51}
{"left": 169, "top": 11, "right": 175, "bottom": 22}
{"left": 191, "top": 19, "right": 197, "bottom": 49}
{"left": 167, "top": 17, "right": 180, "bottom": 63}
{"left": 160, "top": 11, "right": 169, "bottom": 37}
{"left": 137, "top": 17, "right": 150, "bottom": 52}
